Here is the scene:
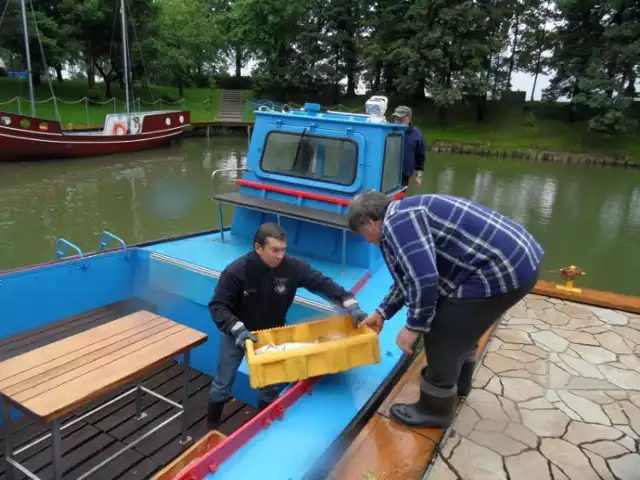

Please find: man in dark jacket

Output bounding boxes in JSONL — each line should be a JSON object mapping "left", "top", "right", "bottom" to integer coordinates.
{"left": 392, "top": 106, "right": 426, "bottom": 189}
{"left": 206, "top": 222, "right": 367, "bottom": 429}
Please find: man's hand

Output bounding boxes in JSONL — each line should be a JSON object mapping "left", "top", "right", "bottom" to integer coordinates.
{"left": 396, "top": 327, "right": 420, "bottom": 355}
{"left": 360, "top": 311, "right": 384, "bottom": 333}
{"left": 415, "top": 171, "right": 423, "bottom": 188}
{"left": 342, "top": 297, "right": 368, "bottom": 328}
{"left": 230, "top": 321, "right": 258, "bottom": 352}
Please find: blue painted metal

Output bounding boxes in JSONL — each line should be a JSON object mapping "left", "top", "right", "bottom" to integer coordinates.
{"left": 98, "top": 231, "right": 127, "bottom": 252}
{"left": 1, "top": 98, "right": 413, "bottom": 476}
{"left": 55, "top": 238, "right": 84, "bottom": 260}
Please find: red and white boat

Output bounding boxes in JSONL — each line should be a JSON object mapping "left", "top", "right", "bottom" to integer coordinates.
{"left": 0, "top": 0, "right": 190, "bottom": 162}
{"left": 0, "top": 109, "right": 191, "bottom": 161}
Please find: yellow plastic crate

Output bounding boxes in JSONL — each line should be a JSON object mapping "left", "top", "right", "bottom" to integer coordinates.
{"left": 245, "top": 315, "right": 381, "bottom": 389}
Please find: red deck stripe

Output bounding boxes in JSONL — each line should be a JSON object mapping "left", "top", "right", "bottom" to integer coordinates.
{"left": 236, "top": 179, "right": 406, "bottom": 205}
{"left": 174, "top": 271, "right": 372, "bottom": 480}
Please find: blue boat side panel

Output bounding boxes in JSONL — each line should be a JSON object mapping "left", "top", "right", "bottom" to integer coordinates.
{"left": 205, "top": 266, "right": 408, "bottom": 479}
{"left": 142, "top": 232, "right": 368, "bottom": 306}
{"left": 0, "top": 251, "right": 134, "bottom": 339}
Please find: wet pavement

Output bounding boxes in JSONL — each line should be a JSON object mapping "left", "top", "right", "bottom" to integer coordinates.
{"left": 424, "top": 294, "right": 640, "bottom": 480}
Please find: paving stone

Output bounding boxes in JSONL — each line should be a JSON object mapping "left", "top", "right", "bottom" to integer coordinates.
{"left": 571, "top": 344, "right": 617, "bottom": 364}
{"left": 581, "top": 305, "right": 629, "bottom": 326}
{"left": 522, "top": 345, "right": 550, "bottom": 358}
{"left": 617, "top": 435, "right": 637, "bottom": 452}
{"left": 555, "top": 400, "right": 584, "bottom": 421}
{"left": 537, "top": 309, "right": 572, "bottom": 326}
{"left": 583, "top": 440, "right": 628, "bottom": 458}
{"left": 525, "top": 359, "right": 549, "bottom": 375}
{"left": 495, "top": 329, "right": 533, "bottom": 344}
{"left": 519, "top": 397, "right": 555, "bottom": 409}
{"left": 551, "top": 464, "right": 570, "bottom": 480}
{"left": 583, "top": 450, "right": 616, "bottom": 479}
{"left": 548, "top": 363, "right": 571, "bottom": 389}
{"left": 521, "top": 408, "right": 570, "bottom": 437}
{"left": 504, "top": 422, "right": 538, "bottom": 447}
{"left": 500, "top": 369, "right": 533, "bottom": 379}
{"left": 598, "top": 365, "right": 640, "bottom": 390}
{"left": 596, "top": 331, "right": 633, "bottom": 354}
{"left": 531, "top": 331, "right": 569, "bottom": 352}
{"left": 604, "top": 402, "right": 631, "bottom": 424}
{"left": 449, "top": 438, "right": 507, "bottom": 480}
{"left": 467, "top": 390, "right": 510, "bottom": 422}
{"left": 540, "top": 438, "right": 600, "bottom": 480}
{"left": 498, "top": 396, "right": 521, "bottom": 422}
{"left": 615, "top": 327, "right": 640, "bottom": 344}
{"left": 564, "top": 422, "right": 623, "bottom": 444}
{"left": 453, "top": 405, "right": 480, "bottom": 436}
{"left": 484, "top": 353, "right": 524, "bottom": 374}
{"left": 560, "top": 353, "right": 605, "bottom": 379}
{"left": 607, "top": 453, "right": 640, "bottom": 480}
{"left": 620, "top": 401, "right": 640, "bottom": 437}
{"left": 427, "top": 457, "right": 458, "bottom": 480}
{"left": 473, "top": 366, "right": 493, "bottom": 388}
{"left": 468, "top": 431, "right": 528, "bottom": 456}
{"left": 497, "top": 350, "right": 540, "bottom": 363}
{"left": 619, "top": 354, "right": 640, "bottom": 373}
{"left": 554, "top": 329, "right": 600, "bottom": 345}
{"left": 505, "top": 450, "right": 551, "bottom": 480}
{"left": 475, "top": 420, "right": 508, "bottom": 432}
{"left": 501, "top": 377, "right": 545, "bottom": 402}
{"left": 571, "top": 390, "right": 614, "bottom": 405}
{"left": 557, "top": 391, "right": 611, "bottom": 425}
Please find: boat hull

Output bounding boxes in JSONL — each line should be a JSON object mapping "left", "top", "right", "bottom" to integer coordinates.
{"left": 0, "top": 110, "right": 190, "bottom": 161}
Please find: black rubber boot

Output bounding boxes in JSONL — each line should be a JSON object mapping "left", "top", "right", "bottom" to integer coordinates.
{"left": 457, "top": 360, "right": 476, "bottom": 397}
{"left": 206, "top": 401, "right": 226, "bottom": 430}
{"left": 389, "top": 370, "right": 457, "bottom": 428}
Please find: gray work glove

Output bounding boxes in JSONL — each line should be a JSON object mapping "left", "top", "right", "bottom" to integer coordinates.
{"left": 342, "top": 297, "right": 368, "bottom": 328}
{"left": 230, "top": 321, "right": 258, "bottom": 351}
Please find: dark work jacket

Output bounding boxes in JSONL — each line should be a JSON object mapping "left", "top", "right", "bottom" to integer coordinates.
{"left": 209, "top": 251, "right": 352, "bottom": 334}
{"left": 402, "top": 125, "right": 426, "bottom": 177}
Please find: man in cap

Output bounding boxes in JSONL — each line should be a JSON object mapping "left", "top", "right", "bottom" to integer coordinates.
{"left": 392, "top": 106, "right": 426, "bottom": 190}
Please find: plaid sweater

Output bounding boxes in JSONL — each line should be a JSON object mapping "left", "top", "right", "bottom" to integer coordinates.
{"left": 376, "top": 194, "right": 544, "bottom": 332}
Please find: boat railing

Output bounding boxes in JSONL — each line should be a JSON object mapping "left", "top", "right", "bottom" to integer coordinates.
{"left": 211, "top": 167, "right": 251, "bottom": 241}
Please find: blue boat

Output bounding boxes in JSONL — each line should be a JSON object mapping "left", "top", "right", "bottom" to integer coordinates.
{"left": 0, "top": 96, "right": 415, "bottom": 480}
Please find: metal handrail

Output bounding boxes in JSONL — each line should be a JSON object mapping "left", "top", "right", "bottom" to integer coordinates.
{"left": 211, "top": 167, "right": 251, "bottom": 241}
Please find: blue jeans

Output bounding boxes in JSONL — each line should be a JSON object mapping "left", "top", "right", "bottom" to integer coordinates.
{"left": 209, "top": 333, "right": 281, "bottom": 405}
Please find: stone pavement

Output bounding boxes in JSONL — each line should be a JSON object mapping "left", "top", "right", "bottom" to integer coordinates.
{"left": 424, "top": 294, "right": 640, "bottom": 480}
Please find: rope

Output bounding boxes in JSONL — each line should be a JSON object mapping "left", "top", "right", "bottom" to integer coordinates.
{"left": 124, "top": 0, "right": 154, "bottom": 104}
{"left": 28, "top": 0, "right": 61, "bottom": 124}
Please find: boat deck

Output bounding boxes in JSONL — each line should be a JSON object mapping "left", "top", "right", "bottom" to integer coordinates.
{"left": 0, "top": 301, "right": 257, "bottom": 480}
{"left": 330, "top": 293, "right": 640, "bottom": 480}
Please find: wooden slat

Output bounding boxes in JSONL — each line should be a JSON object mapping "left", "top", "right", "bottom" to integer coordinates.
{"left": 14, "top": 326, "right": 207, "bottom": 422}
{"left": 151, "top": 431, "right": 227, "bottom": 480}
{"left": 9, "top": 324, "right": 184, "bottom": 400}
{"left": 0, "top": 311, "right": 160, "bottom": 382}
{"left": 328, "top": 415, "right": 438, "bottom": 480}
{"left": 1, "top": 318, "right": 173, "bottom": 394}
{"left": 0, "top": 301, "right": 155, "bottom": 363}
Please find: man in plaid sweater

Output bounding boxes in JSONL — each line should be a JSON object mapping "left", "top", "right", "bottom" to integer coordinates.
{"left": 347, "top": 192, "right": 543, "bottom": 428}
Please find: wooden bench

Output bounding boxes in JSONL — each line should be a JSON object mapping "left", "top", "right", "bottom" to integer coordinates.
{"left": 0, "top": 310, "right": 208, "bottom": 480}
{"left": 212, "top": 190, "right": 351, "bottom": 273}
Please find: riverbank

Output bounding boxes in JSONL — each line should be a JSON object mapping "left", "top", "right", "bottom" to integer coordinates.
{"left": 1, "top": 79, "right": 638, "bottom": 162}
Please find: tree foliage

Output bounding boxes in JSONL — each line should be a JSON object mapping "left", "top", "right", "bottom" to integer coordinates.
{"left": 0, "top": 0, "right": 638, "bottom": 135}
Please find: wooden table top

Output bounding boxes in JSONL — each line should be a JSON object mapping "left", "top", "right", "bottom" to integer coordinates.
{"left": 0, "top": 310, "right": 208, "bottom": 423}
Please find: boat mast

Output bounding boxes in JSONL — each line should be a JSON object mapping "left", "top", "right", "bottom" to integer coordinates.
{"left": 19, "top": 0, "right": 36, "bottom": 117}
{"left": 119, "top": 0, "right": 131, "bottom": 129}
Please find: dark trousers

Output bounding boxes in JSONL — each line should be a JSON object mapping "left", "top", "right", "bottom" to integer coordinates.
{"left": 209, "top": 333, "right": 281, "bottom": 405}
{"left": 422, "top": 269, "right": 540, "bottom": 389}
{"left": 402, "top": 174, "right": 411, "bottom": 187}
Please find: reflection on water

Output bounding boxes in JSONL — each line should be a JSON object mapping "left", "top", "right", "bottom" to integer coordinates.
{"left": 1, "top": 138, "right": 639, "bottom": 296}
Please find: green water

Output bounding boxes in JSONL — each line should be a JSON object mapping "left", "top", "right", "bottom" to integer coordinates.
{"left": 1, "top": 137, "right": 639, "bottom": 296}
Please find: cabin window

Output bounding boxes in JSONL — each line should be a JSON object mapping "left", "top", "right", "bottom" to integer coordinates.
{"left": 381, "top": 134, "right": 403, "bottom": 193}
{"left": 260, "top": 131, "right": 358, "bottom": 186}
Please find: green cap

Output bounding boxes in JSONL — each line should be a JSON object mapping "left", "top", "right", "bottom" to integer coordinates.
{"left": 392, "top": 106, "right": 412, "bottom": 118}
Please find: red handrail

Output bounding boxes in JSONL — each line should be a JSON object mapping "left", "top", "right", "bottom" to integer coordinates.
{"left": 173, "top": 271, "right": 372, "bottom": 480}
{"left": 236, "top": 179, "right": 406, "bottom": 205}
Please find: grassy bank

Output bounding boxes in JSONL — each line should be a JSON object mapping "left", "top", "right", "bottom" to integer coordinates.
{"left": 1, "top": 78, "right": 637, "bottom": 160}
{"left": 0, "top": 78, "right": 220, "bottom": 125}
{"left": 333, "top": 96, "right": 640, "bottom": 161}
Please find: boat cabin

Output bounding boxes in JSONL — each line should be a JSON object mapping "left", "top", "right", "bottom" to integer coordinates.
{"left": 212, "top": 98, "right": 408, "bottom": 273}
